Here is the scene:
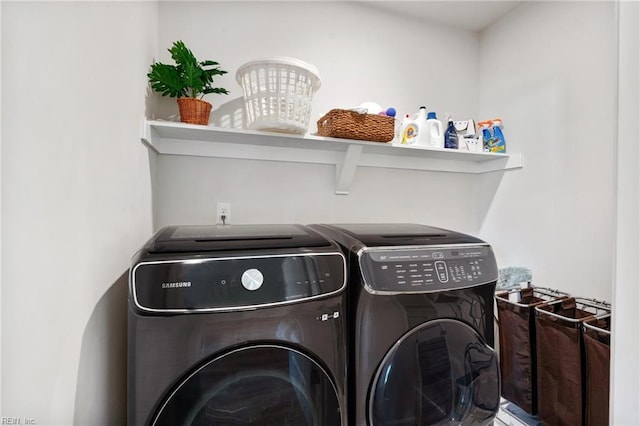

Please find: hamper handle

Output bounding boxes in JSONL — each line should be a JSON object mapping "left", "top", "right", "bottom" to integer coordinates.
{"left": 582, "top": 313, "right": 611, "bottom": 335}
{"left": 534, "top": 297, "right": 610, "bottom": 322}
{"left": 495, "top": 286, "right": 569, "bottom": 307}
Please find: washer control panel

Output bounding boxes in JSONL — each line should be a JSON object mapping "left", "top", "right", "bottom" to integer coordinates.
{"left": 359, "top": 245, "right": 497, "bottom": 293}
{"left": 132, "top": 253, "right": 345, "bottom": 312}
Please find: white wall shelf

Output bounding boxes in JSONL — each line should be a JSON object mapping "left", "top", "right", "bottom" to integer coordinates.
{"left": 141, "top": 120, "right": 524, "bottom": 195}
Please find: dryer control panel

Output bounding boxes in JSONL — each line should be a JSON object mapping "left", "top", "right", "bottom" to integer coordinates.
{"left": 358, "top": 245, "right": 498, "bottom": 293}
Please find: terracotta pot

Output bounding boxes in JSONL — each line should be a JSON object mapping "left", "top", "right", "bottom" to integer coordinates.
{"left": 177, "top": 98, "right": 212, "bottom": 125}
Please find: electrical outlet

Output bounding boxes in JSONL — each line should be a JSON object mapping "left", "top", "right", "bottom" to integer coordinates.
{"left": 216, "top": 202, "right": 231, "bottom": 225}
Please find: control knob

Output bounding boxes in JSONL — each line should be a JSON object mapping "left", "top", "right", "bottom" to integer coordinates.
{"left": 241, "top": 268, "right": 264, "bottom": 291}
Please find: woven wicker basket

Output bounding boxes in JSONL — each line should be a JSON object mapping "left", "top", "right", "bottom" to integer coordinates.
{"left": 317, "top": 109, "right": 394, "bottom": 142}
{"left": 177, "top": 98, "right": 212, "bottom": 125}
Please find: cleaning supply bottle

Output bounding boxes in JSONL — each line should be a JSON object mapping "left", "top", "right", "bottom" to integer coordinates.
{"left": 489, "top": 118, "right": 506, "bottom": 153}
{"left": 395, "top": 113, "right": 411, "bottom": 143}
{"left": 425, "top": 112, "right": 444, "bottom": 148}
{"left": 399, "top": 106, "right": 428, "bottom": 145}
{"left": 444, "top": 114, "right": 458, "bottom": 149}
{"left": 478, "top": 121, "right": 494, "bottom": 152}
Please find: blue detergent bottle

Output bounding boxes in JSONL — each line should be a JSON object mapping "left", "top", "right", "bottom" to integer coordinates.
{"left": 444, "top": 114, "right": 458, "bottom": 149}
{"left": 490, "top": 118, "right": 506, "bottom": 153}
{"left": 479, "top": 121, "right": 493, "bottom": 152}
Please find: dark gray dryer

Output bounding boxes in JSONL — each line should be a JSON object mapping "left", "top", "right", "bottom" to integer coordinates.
{"left": 128, "top": 224, "right": 347, "bottom": 426}
{"left": 310, "top": 223, "right": 500, "bottom": 426}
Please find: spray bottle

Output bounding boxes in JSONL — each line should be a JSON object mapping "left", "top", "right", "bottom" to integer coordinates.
{"left": 489, "top": 118, "right": 506, "bottom": 153}
{"left": 478, "top": 121, "right": 493, "bottom": 152}
{"left": 479, "top": 119, "right": 506, "bottom": 153}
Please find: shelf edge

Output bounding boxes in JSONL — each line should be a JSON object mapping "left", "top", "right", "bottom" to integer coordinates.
{"left": 140, "top": 119, "right": 524, "bottom": 194}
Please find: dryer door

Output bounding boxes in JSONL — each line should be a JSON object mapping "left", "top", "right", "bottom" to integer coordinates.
{"left": 369, "top": 319, "right": 499, "bottom": 426}
{"left": 152, "top": 345, "right": 342, "bottom": 426}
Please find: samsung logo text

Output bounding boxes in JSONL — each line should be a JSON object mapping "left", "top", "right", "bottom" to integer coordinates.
{"left": 161, "top": 281, "right": 192, "bottom": 289}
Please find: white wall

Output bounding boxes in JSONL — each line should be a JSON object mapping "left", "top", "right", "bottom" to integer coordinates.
{"left": 155, "top": 2, "right": 480, "bottom": 128}
{"left": 1, "top": 2, "right": 157, "bottom": 424}
{"left": 152, "top": 1, "right": 489, "bottom": 234}
{"left": 477, "top": 1, "right": 616, "bottom": 301}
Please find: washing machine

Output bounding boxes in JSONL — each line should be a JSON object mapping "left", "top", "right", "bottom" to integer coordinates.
{"left": 310, "top": 223, "right": 500, "bottom": 426}
{"left": 128, "top": 224, "right": 347, "bottom": 426}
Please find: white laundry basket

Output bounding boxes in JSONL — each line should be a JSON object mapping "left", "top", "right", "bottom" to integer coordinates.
{"left": 236, "top": 57, "right": 321, "bottom": 134}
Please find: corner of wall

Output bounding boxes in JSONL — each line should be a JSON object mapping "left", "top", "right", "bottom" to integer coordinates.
{"left": 611, "top": 0, "right": 640, "bottom": 424}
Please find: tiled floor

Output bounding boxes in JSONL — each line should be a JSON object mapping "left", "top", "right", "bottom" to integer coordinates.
{"left": 494, "top": 400, "right": 541, "bottom": 426}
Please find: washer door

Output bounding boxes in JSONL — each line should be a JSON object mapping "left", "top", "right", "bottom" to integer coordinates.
{"left": 152, "top": 345, "right": 342, "bottom": 426}
{"left": 369, "top": 319, "right": 499, "bottom": 426}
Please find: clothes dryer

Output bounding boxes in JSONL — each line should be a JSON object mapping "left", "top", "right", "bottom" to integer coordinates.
{"left": 128, "top": 224, "right": 347, "bottom": 426}
{"left": 310, "top": 223, "right": 500, "bottom": 426}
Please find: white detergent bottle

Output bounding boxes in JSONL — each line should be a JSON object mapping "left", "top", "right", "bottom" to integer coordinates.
{"left": 399, "top": 106, "right": 428, "bottom": 145}
{"left": 426, "top": 111, "right": 444, "bottom": 148}
{"left": 395, "top": 113, "right": 410, "bottom": 142}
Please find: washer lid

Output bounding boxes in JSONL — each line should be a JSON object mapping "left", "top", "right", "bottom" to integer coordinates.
{"left": 325, "top": 223, "right": 485, "bottom": 247}
{"left": 148, "top": 224, "right": 331, "bottom": 253}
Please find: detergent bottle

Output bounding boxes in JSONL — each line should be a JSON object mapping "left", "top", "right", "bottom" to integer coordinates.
{"left": 395, "top": 113, "right": 410, "bottom": 142}
{"left": 426, "top": 112, "right": 444, "bottom": 148}
{"left": 478, "top": 121, "right": 494, "bottom": 152}
{"left": 479, "top": 119, "right": 506, "bottom": 153}
{"left": 489, "top": 118, "right": 506, "bottom": 153}
{"left": 399, "top": 106, "right": 428, "bottom": 145}
{"left": 444, "top": 114, "right": 458, "bottom": 149}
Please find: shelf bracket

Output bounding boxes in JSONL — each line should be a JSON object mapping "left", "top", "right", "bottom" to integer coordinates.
{"left": 335, "top": 144, "right": 363, "bottom": 195}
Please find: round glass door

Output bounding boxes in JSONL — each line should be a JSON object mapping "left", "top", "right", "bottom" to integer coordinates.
{"left": 369, "top": 319, "right": 499, "bottom": 426}
{"left": 152, "top": 345, "right": 342, "bottom": 426}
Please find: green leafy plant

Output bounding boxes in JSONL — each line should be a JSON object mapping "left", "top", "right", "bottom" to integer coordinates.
{"left": 148, "top": 40, "right": 229, "bottom": 99}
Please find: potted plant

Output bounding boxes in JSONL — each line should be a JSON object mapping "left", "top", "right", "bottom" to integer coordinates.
{"left": 148, "top": 40, "right": 229, "bottom": 125}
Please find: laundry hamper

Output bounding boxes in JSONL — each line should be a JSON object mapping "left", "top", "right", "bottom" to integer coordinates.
{"left": 495, "top": 287, "right": 569, "bottom": 415}
{"left": 582, "top": 313, "right": 611, "bottom": 426}
{"left": 236, "top": 57, "right": 321, "bottom": 135}
{"left": 534, "top": 298, "right": 610, "bottom": 426}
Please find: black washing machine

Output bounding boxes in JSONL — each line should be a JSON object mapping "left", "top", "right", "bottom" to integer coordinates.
{"left": 310, "top": 223, "right": 500, "bottom": 426}
{"left": 128, "top": 224, "right": 347, "bottom": 426}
